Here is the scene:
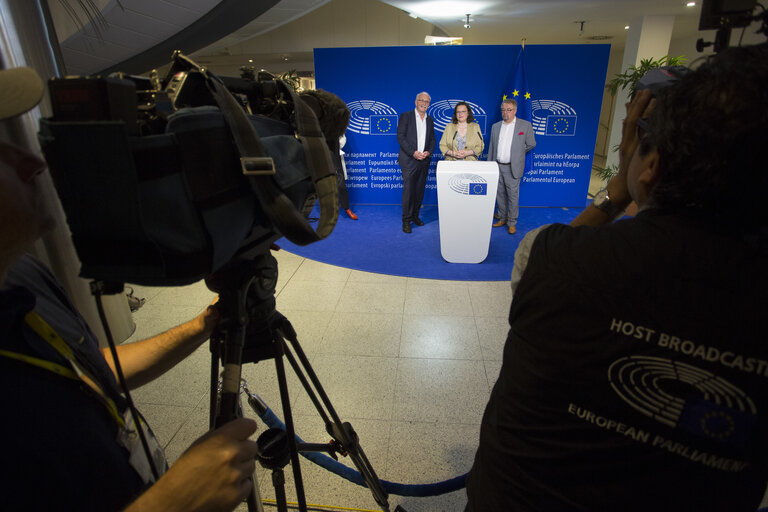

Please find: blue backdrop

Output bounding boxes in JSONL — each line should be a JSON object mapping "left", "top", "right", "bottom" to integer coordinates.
{"left": 314, "top": 44, "right": 610, "bottom": 207}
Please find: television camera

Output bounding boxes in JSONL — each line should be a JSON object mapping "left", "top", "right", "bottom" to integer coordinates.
{"left": 697, "top": 0, "right": 767, "bottom": 52}
{"left": 38, "top": 52, "right": 397, "bottom": 512}
{"left": 39, "top": 51, "right": 341, "bottom": 287}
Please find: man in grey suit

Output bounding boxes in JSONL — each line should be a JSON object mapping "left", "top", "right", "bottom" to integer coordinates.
{"left": 487, "top": 99, "right": 536, "bottom": 234}
{"left": 397, "top": 91, "right": 436, "bottom": 233}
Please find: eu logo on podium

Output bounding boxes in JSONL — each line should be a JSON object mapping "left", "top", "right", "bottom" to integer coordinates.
{"left": 469, "top": 183, "right": 487, "bottom": 195}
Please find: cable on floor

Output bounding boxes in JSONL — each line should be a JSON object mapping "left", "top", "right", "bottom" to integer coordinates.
{"left": 250, "top": 395, "right": 468, "bottom": 497}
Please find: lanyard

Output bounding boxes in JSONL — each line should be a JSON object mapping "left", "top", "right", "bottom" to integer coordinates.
{"left": 0, "top": 347, "right": 78, "bottom": 380}
{"left": 2, "top": 310, "right": 167, "bottom": 484}
{"left": 19, "top": 311, "right": 125, "bottom": 427}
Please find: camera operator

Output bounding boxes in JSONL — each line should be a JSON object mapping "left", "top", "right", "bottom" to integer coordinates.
{"left": 466, "top": 43, "right": 768, "bottom": 511}
{"left": 0, "top": 66, "right": 259, "bottom": 511}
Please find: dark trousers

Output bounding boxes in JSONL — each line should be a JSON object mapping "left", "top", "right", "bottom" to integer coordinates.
{"left": 401, "top": 161, "right": 429, "bottom": 222}
{"left": 336, "top": 170, "right": 350, "bottom": 210}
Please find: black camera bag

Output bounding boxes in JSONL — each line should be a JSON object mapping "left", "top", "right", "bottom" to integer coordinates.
{"left": 39, "top": 71, "right": 338, "bottom": 286}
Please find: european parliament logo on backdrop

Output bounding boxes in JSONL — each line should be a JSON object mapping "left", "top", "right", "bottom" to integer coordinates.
{"left": 448, "top": 173, "right": 488, "bottom": 196}
{"left": 346, "top": 100, "right": 398, "bottom": 135}
{"left": 428, "top": 99, "right": 488, "bottom": 134}
{"left": 531, "top": 99, "right": 578, "bottom": 136}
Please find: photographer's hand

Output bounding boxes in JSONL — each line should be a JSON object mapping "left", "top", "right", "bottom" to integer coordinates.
{"left": 125, "top": 418, "right": 260, "bottom": 512}
{"left": 571, "top": 89, "right": 654, "bottom": 227}
{"left": 197, "top": 297, "right": 221, "bottom": 339}
{"left": 611, "top": 88, "right": 656, "bottom": 206}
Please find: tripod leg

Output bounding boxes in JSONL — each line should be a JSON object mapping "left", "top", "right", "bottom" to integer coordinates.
{"left": 271, "top": 469, "right": 289, "bottom": 512}
{"left": 273, "top": 342, "right": 308, "bottom": 512}
{"left": 274, "top": 321, "right": 391, "bottom": 511}
{"left": 209, "top": 337, "right": 220, "bottom": 430}
{"left": 243, "top": 396, "right": 265, "bottom": 512}
{"left": 205, "top": 256, "right": 292, "bottom": 512}
{"left": 210, "top": 288, "right": 267, "bottom": 511}
{"left": 246, "top": 473, "right": 265, "bottom": 512}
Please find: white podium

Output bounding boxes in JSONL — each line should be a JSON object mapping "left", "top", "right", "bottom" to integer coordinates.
{"left": 436, "top": 160, "right": 499, "bottom": 263}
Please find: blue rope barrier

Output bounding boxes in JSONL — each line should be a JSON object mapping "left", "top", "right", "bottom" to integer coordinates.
{"left": 252, "top": 396, "right": 768, "bottom": 508}
{"left": 256, "top": 403, "right": 467, "bottom": 497}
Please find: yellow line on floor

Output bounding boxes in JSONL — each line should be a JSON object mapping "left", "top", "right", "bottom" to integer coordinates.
{"left": 261, "top": 498, "right": 382, "bottom": 512}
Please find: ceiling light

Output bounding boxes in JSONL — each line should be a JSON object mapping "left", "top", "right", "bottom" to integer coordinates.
{"left": 686, "top": 2, "right": 696, "bottom": 6}
{"left": 405, "top": 1, "right": 491, "bottom": 18}
{"left": 624, "top": 25, "right": 630, "bottom": 30}
{"left": 425, "top": 35, "right": 463, "bottom": 45}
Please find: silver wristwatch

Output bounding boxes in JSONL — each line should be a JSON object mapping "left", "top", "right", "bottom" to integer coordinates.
{"left": 592, "top": 188, "right": 624, "bottom": 218}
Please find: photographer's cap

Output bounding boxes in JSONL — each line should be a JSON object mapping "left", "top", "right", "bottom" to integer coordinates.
{"left": 635, "top": 65, "right": 689, "bottom": 97}
{"left": 0, "top": 66, "right": 44, "bottom": 120}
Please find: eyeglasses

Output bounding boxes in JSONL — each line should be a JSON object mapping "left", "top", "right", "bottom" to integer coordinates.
{"left": 500, "top": 108, "right": 515, "bottom": 112}
{"left": 456, "top": 110, "right": 468, "bottom": 114}
{"left": 416, "top": 99, "right": 430, "bottom": 103}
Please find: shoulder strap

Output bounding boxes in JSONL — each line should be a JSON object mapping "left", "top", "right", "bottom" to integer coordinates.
{"left": 199, "top": 63, "right": 338, "bottom": 245}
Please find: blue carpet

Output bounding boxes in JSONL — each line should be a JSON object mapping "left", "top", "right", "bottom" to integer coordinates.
{"left": 276, "top": 204, "right": 582, "bottom": 281}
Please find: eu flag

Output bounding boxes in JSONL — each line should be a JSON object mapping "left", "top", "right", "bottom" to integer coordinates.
{"left": 503, "top": 48, "right": 534, "bottom": 169}
{"left": 677, "top": 397, "right": 755, "bottom": 456}
{"left": 506, "top": 48, "right": 532, "bottom": 124}
{"left": 369, "top": 115, "right": 397, "bottom": 135}
{"left": 469, "top": 183, "right": 487, "bottom": 195}
{"left": 546, "top": 115, "right": 577, "bottom": 135}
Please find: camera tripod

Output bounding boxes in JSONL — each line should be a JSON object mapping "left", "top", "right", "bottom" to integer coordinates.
{"left": 205, "top": 251, "right": 400, "bottom": 512}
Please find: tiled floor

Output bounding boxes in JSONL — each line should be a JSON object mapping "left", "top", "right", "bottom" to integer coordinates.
{"left": 127, "top": 249, "right": 511, "bottom": 512}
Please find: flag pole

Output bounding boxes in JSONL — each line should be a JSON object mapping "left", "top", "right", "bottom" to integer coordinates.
{"left": 522, "top": 37, "right": 526, "bottom": 49}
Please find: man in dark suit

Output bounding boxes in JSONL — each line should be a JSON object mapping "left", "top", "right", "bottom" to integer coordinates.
{"left": 486, "top": 99, "right": 536, "bottom": 234}
{"left": 397, "top": 91, "right": 436, "bottom": 233}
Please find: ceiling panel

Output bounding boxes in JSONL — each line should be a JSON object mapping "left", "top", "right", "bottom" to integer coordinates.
{"left": 192, "top": 0, "right": 330, "bottom": 55}
{"left": 159, "top": 0, "right": 219, "bottom": 11}
{"left": 56, "top": 47, "right": 114, "bottom": 73}
{"left": 52, "top": 0, "right": 328, "bottom": 75}
{"left": 129, "top": 2, "right": 208, "bottom": 26}
{"left": 94, "top": 4, "right": 190, "bottom": 36}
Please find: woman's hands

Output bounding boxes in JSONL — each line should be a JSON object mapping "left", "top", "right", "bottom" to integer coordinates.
{"left": 449, "top": 149, "right": 474, "bottom": 159}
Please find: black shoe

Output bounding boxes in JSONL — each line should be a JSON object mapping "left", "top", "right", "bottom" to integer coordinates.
{"left": 402, "top": 222, "right": 412, "bottom": 233}
{"left": 413, "top": 218, "right": 424, "bottom": 226}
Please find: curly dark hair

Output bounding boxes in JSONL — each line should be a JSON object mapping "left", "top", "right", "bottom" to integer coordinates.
{"left": 640, "top": 43, "right": 768, "bottom": 234}
{"left": 451, "top": 102, "right": 475, "bottom": 124}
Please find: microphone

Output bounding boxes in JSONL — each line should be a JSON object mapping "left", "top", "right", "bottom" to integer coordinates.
{"left": 300, "top": 89, "right": 350, "bottom": 152}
